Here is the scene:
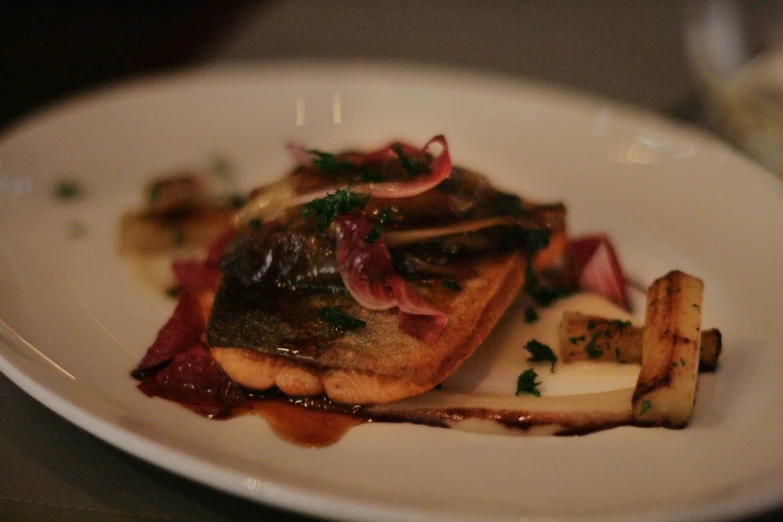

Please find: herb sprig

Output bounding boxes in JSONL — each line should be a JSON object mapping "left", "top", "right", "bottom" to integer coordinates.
{"left": 318, "top": 307, "right": 366, "bottom": 332}
{"left": 307, "top": 149, "right": 356, "bottom": 176}
{"left": 301, "top": 187, "right": 370, "bottom": 231}
{"left": 364, "top": 206, "right": 393, "bottom": 244}
{"left": 392, "top": 144, "right": 430, "bottom": 176}
{"left": 516, "top": 368, "right": 541, "bottom": 397}
{"left": 524, "top": 339, "right": 558, "bottom": 373}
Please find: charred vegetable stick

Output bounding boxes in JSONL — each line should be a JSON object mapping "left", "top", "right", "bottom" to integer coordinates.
{"left": 632, "top": 270, "right": 704, "bottom": 428}
{"left": 559, "top": 313, "right": 722, "bottom": 371}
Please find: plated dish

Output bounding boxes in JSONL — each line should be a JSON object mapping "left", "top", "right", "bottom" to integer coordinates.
{"left": 0, "top": 63, "right": 782, "bottom": 522}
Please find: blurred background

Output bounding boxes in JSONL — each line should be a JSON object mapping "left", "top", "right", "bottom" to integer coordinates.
{"left": 2, "top": 1, "right": 783, "bottom": 521}
{"left": 0, "top": 1, "right": 699, "bottom": 127}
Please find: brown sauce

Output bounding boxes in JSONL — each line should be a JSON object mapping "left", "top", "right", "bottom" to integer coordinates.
{"left": 235, "top": 398, "right": 369, "bottom": 448}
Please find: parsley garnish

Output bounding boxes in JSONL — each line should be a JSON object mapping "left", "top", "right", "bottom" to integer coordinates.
{"left": 229, "top": 193, "right": 247, "bottom": 209}
{"left": 68, "top": 220, "right": 88, "bottom": 238}
{"left": 569, "top": 335, "right": 586, "bottom": 345}
{"left": 307, "top": 149, "right": 356, "bottom": 176}
{"left": 301, "top": 187, "right": 370, "bottom": 231}
{"left": 442, "top": 279, "right": 462, "bottom": 291}
{"left": 148, "top": 182, "right": 162, "bottom": 204}
{"left": 211, "top": 154, "right": 232, "bottom": 179}
{"left": 247, "top": 218, "right": 262, "bottom": 231}
{"left": 364, "top": 206, "right": 393, "bottom": 244}
{"left": 318, "top": 307, "right": 366, "bottom": 331}
{"left": 524, "top": 306, "right": 539, "bottom": 324}
{"left": 524, "top": 339, "right": 558, "bottom": 373}
{"left": 611, "top": 319, "right": 632, "bottom": 328}
{"left": 639, "top": 399, "right": 652, "bottom": 416}
{"left": 516, "top": 368, "right": 541, "bottom": 397}
{"left": 584, "top": 334, "right": 603, "bottom": 359}
{"left": 56, "top": 180, "right": 83, "bottom": 200}
{"left": 392, "top": 144, "right": 430, "bottom": 176}
{"left": 172, "top": 229, "right": 185, "bottom": 246}
{"left": 587, "top": 319, "right": 596, "bottom": 330}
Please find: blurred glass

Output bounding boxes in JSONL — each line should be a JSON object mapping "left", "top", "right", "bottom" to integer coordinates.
{"left": 685, "top": 0, "right": 783, "bottom": 178}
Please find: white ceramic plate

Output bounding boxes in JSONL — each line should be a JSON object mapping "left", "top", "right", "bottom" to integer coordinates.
{"left": 1, "top": 63, "right": 782, "bottom": 522}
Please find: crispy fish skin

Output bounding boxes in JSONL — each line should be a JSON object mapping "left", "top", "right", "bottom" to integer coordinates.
{"left": 208, "top": 251, "right": 528, "bottom": 404}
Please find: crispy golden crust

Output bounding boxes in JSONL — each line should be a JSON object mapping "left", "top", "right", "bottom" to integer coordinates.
{"left": 210, "top": 251, "right": 527, "bottom": 404}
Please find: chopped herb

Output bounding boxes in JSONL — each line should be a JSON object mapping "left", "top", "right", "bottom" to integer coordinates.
{"left": 392, "top": 144, "right": 430, "bottom": 176}
{"left": 611, "top": 319, "right": 632, "bottom": 328}
{"left": 247, "top": 218, "right": 262, "bottom": 231}
{"left": 587, "top": 319, "right": 596, "bottom": 330}
{"left": 604, "top": 330, "right": 613, "bottom": 339}
{"left": 516, "top": 368, "right": 541, "bottom": 397}
{"left": 301, "top": 187, "right": 370, "bottom": 231}
{"left": 639, "top": 399, "right": 652, "bottom": 416}
{"left": 307, "top": 149, "right": 356, "bottom": 176}
{"left": 680, "top": 357, "right": 686, "bottom": 367}
{"left": 172, "top": 229, "right": 185, "bottom": 246}
{"left": 364, "top": 206, "right": 393, "bottom": 244}
{"left": 584, "top": 334, "right": 603, "bottom": 359}
{"left": 68, "top": 220, "right": 88, "bottom": 238}
{"left": 692, "top": 303, "right": 700, "bottom": 310}
{"left": 569, "top": 335, "right": 586, "bottom": 345}
{"left": 493, "top": 195, "right": 523, "bottom": 216}
{"left": 166, "top": 286, "right": 181, "bottom": 298}
{"left": 442, "top": 279, "right": 462, "bottom": 292}
{"left": 148, "top": 182, "right": 162, "bottom": 204}
{"left": 56, "top": 180, "right": 83, "bottom": 200}
{"left": 229, "top": 193, "right": 247, "bottom": 209}
{"left": 524, "top": 339, "right": 558, "bottom": 373}
{"left": 211, "top": 155, "right": 232, "bottom": 178}
{"left": 318, "top": 306, "right": 366, "bottom": 331}
{"left": 524, "top": 306, "right": 539, "bottom": 324}
{"left": 615, "top": 348, "right": 621, "bottom": 360}
{"left": 359, "top": 165, "right": 386, "bottom": 182}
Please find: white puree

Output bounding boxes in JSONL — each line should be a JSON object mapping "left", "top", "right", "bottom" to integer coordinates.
{"left": 442, "top": 293, "right": 641, "bottom": 397}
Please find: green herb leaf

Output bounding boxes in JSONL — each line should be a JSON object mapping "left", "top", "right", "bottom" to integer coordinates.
{"left": 56, "top": 180, "right": 83, "bottom": 200}
{"left": 639, "top": 399, "right": 652, "bottom": 416}
{"left": 442, "top": 279, "right": 462, "bottom": 292}
{"left": 318, "top": 307, "right": 366, "bottom": 331}
{"left": 307, "top": 149, "right": 356, "bottom": 176}
{"left": 392, "top": 144, "right": 430, "bottom": 176}
{"left": 587, "top": 319, "right": 596, "bottom": 330}
{"left": 229, "top": 193, "right": 247, "bottom": 209}
{"left": 301, "top": 187, "right": 370, "bottom": 231}
{"left": 524, "top": 339, "right": 558, "bottom": 373}
{"left": 611, "top": 319, "right": 632, "bottom": 328}
{"left": 568, "top": 335, "right": 586, "bottom": 345}
{"left": 68, "top": 220, "right": 88, "bottom": 238}
{"left": 364, "top": 206, "right": 393, "bottom": 244}
{"left": 148, "top": 182, "right": 162, "bottom": 204}
{"left": 516, "top": 368, "right": 541, "bottom": 397}
{"left": 524, "top": 306, "right": 539, "bottom": 324}
{"left": 583, "top": 334, "right": 603, "bottom": 359}
{"left": 247, "top": 218, "right": 263, "bottom": 231}
{"left": 211, "top": 155, "right": 233, "bottom": 178}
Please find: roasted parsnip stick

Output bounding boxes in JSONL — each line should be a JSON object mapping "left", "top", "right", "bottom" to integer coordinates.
{"left": 558, "top": 313, "right": 722, "bottom": 371}
{"left": 632, "top": 270, "right": 704, "bottom": 428}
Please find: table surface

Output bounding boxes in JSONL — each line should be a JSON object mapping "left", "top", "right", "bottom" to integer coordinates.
{"left": 2, "top": 2, "right": 782, "bottom": 521}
